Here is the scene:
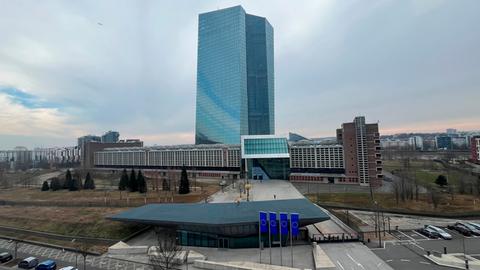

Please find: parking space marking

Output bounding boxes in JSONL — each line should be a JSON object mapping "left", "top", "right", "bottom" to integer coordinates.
{"left": 397, "top": 230, "right": 416, "bottom": 241}
{"left": 411, "top": 230, "right": 429, "bottom": 240}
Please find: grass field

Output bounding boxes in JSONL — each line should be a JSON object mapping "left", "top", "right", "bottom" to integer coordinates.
{"left": 308, "top": 192, "right": 480, "bottom": 214}
{"left": 0, "top": 183, "right": 220, "bottom": 205}
{"left": 0, "top": 206, "right": 140, "bottom": 239}
{"left": 383, "top": 159, "right": 472, "bottom": 187}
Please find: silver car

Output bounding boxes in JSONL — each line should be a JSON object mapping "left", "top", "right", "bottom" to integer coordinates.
{"left": 426, "top": 225, "right": 452, "bottom": 240}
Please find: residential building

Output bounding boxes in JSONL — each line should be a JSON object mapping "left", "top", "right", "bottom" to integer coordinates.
{"left": 101, "top": 131, "right": 120, "bottom": 143}
{"left": 195, "top": 6, "right": 274, "bottom": 145}
{"left": 336, "top": 116, "right": 382, "bottom": 187}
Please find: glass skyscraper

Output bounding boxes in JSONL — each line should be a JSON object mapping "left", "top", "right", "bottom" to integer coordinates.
{"left": 195, "top": 6, "right": 274, "bottom": 145}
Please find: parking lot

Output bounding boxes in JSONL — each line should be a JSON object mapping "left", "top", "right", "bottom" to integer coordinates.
{"left": 0, "top": 239, "right": 149, "bottom": 270}
{"left": 373, "top": 226, "right": 480, "bottom": 270}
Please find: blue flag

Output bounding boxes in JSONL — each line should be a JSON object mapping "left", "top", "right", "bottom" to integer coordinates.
{"left": 280, "top": 212, "right": 288, "bottom": 235}
{"left": 259, "top": 211, "right": 268, "bottom": 233}
{"left": 269, "top": 212, "right": 278, "bottom": 234}
{"left": 291, "top": 213, "right": 299, "bottom": 236}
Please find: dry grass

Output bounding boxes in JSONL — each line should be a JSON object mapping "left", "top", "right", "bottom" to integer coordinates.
{"left": 0, "top": 184, "right": 220, "bottom": 205}
{"left": 308, "top": 192, "right": 480, "bottom": 213}
{"left": 0, "top": 206, "right": 140, "bottom": 239}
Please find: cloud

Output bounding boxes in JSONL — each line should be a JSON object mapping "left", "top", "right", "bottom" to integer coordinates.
{"left": 0, "top": 0, "right": 479, "bottom": 149}
{"left": 0, "top": 89, "right": 86, "bottom": 139}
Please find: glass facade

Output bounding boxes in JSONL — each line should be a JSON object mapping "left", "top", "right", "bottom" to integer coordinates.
{"left": 246, "top": 15, "right": 274, "bottom": 135}
{"left": 244, "top": 138, "right": 288, "bottom": 155}
{"left": 195, "top": 6, "right": 274, "bottom": 145}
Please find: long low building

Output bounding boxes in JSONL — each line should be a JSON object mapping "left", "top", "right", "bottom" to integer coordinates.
{"left": 92, "top": 117, "right": 383, "bottom": 186}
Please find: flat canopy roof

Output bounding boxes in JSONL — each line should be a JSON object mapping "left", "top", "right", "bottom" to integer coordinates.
{"left": 109, "top": 199, "right": 329, "bottom": 227}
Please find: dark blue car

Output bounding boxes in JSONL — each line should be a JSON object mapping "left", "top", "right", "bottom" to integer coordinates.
{"left": 35, "top": 260, "right": 57, "bottom": 270}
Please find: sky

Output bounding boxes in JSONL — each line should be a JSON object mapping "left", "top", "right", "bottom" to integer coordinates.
{"left": 0, "top": 0, "right": 479, "bottom": 149}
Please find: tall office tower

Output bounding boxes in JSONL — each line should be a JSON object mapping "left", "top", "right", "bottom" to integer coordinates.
{"left": 195, "top": 6, "right": 274, "bottom": 145}
{"left": 336, "top": 116, "right": 383, "bottom": 187}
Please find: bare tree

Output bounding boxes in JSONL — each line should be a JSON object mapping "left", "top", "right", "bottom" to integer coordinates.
{"left": 149, "top": 228, "right": 183, "bottom": 270}
{"left": 428, "top": 185, "right": 442, "bottom": 209}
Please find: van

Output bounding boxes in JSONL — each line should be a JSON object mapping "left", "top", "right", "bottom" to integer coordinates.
{"left": 18, "top": 257, "right": 39, "bottom": 269}
{"left": 35, "top": 260, "right": 57, "bottom": 270}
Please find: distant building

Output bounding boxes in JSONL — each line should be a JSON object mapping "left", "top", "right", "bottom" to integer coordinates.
{"left": 452, "top": 137, "right": 468, "bottom": 150}
{"left": 77, "top": 135, "right": 101, "bottom": 149}
{"left": 471, "top": 136, "right": 480, "bottom": 163}
{"left": 81, "top": 140, "right": 143, "bottom": 169}
{"left": 336, "top": 116, "right": 382, "bottom": 187}
{"left": 436, "top": 136, "right": 453, "bottom": 150}
{"left": 195, "top": 6, "right": 274, "bottom": 144}
{"left": 101, "top": 131, "right": 120, "bottom": 143}
{"left": 446, "top": 128, "right": 457, "bottom": 135}
{"left": 409, "top": 136, "right": 424, "bottom": 150}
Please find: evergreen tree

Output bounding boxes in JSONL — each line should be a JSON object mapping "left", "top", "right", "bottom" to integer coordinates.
{"left": 69, "top": 178, "right": 79, "bottom": 191}
{"left": 129, "top": 169, "right": 137, "bottom": 192}
{"left": 64, "top": 169, "right": 73, "bottom": 189}
{"left": 178, "top": 167, "right": 190, "bottom": 194}
{"left": 119, "top": 169, "right": 128, "bottom": 191}
{"left": 137, "top": 170, "right": 147, "bottom": 193}
{"left": 50, "top": 177, "right": 62, "bottom": 191}
{"left": 435, "top": 175, "right": 448, "bottom": 187}
{"left": 41, "top": 181, "right": 49, "bottom": 191}
{"left": 84, "top": 172, "right": 95, "bottom": 189}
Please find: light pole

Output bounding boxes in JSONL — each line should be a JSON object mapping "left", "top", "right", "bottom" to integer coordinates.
{"left": 71, "top": 239, "right": 78, "bottom": 269}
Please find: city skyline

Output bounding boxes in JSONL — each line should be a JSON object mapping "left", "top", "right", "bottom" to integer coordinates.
{"left": 1, "top": 1, "right": 479, "bottom": 148}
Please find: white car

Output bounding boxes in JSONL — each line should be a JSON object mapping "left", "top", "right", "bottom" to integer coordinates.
{"left": 468, "top": 222, "right": 480, "bottom": 230}
{"left": 59, "top": 267, "right": 78, "bottom": 270}
{"left": 425, "top": 225, "right": 452, "bottom": 240}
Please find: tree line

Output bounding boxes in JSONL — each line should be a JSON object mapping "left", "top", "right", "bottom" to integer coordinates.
{"left": 41, "top": 169, "right": 95, "bottom": 191}
{"left": 118, "top": 167, "right": 190, "bottom": 194}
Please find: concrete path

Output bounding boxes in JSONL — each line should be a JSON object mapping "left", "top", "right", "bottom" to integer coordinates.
{"left": 209, "top": 180, "right": 304, "bottom": 203}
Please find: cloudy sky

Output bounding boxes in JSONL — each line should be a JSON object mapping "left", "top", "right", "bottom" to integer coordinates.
{"left": 0, "top": 0, "right": 479, "bottom": 149}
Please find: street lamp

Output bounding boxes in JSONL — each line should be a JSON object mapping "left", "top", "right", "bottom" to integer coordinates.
{"left": 245, "top": 183, "right": 252, "bottom": 201}
{"left": 71, "top": 239, "right": 78, "bottom": 269}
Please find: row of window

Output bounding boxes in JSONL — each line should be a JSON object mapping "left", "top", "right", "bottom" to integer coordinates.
{"left": 94, "top": 148, "right": 240, "bottom": 168}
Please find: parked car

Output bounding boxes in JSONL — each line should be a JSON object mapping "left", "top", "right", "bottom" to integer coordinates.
{"left": 458, "top": 222, "right": 480, "bottom": 236}
{"left": 448, "top": 223, "right": 473, "bottom": 236}
{"left": 417, "top": 227, "right": 439, "bottom": 239}
{"left": 35, "top": 260, "right": 56, "bottom": 270}
{"left": 467, "top": 222, "right": 480, "bottom": 231}
{"left": 59, "top": 267, "right": 78, "bottom": 270}
{"left": 425, "top": 225, "right": 452, "bottom": 240}
{"left": 0, "top": 252, "right": 13, "bottom": 263}
{"left": 18, "top": 257, "right": 39, "bottom": 269}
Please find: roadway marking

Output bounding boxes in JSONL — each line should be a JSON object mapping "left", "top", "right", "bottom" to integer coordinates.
{"left": 386, "top": 259, "right": 393, "bottom": 262}
{"left": 400, "top": 259, "right": 410, "bottom": 262}
{"left": 346, "top": 252, "right": 366, "bottom": 270}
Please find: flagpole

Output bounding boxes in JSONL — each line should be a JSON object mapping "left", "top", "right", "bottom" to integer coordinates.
{"left": 258, "top": 213, "right": 262, "bottom": 263}
{"left": 259, "top": 212, "right": 261, "bottom": 263}
{"left": 290, "top": 217, "right": 293, "bottom": 267}
{"left": 279, "top": 215, "right": 283, "bottom": 266}
{"left": 269, "top": 216, "right": 272, "bottom": 265}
